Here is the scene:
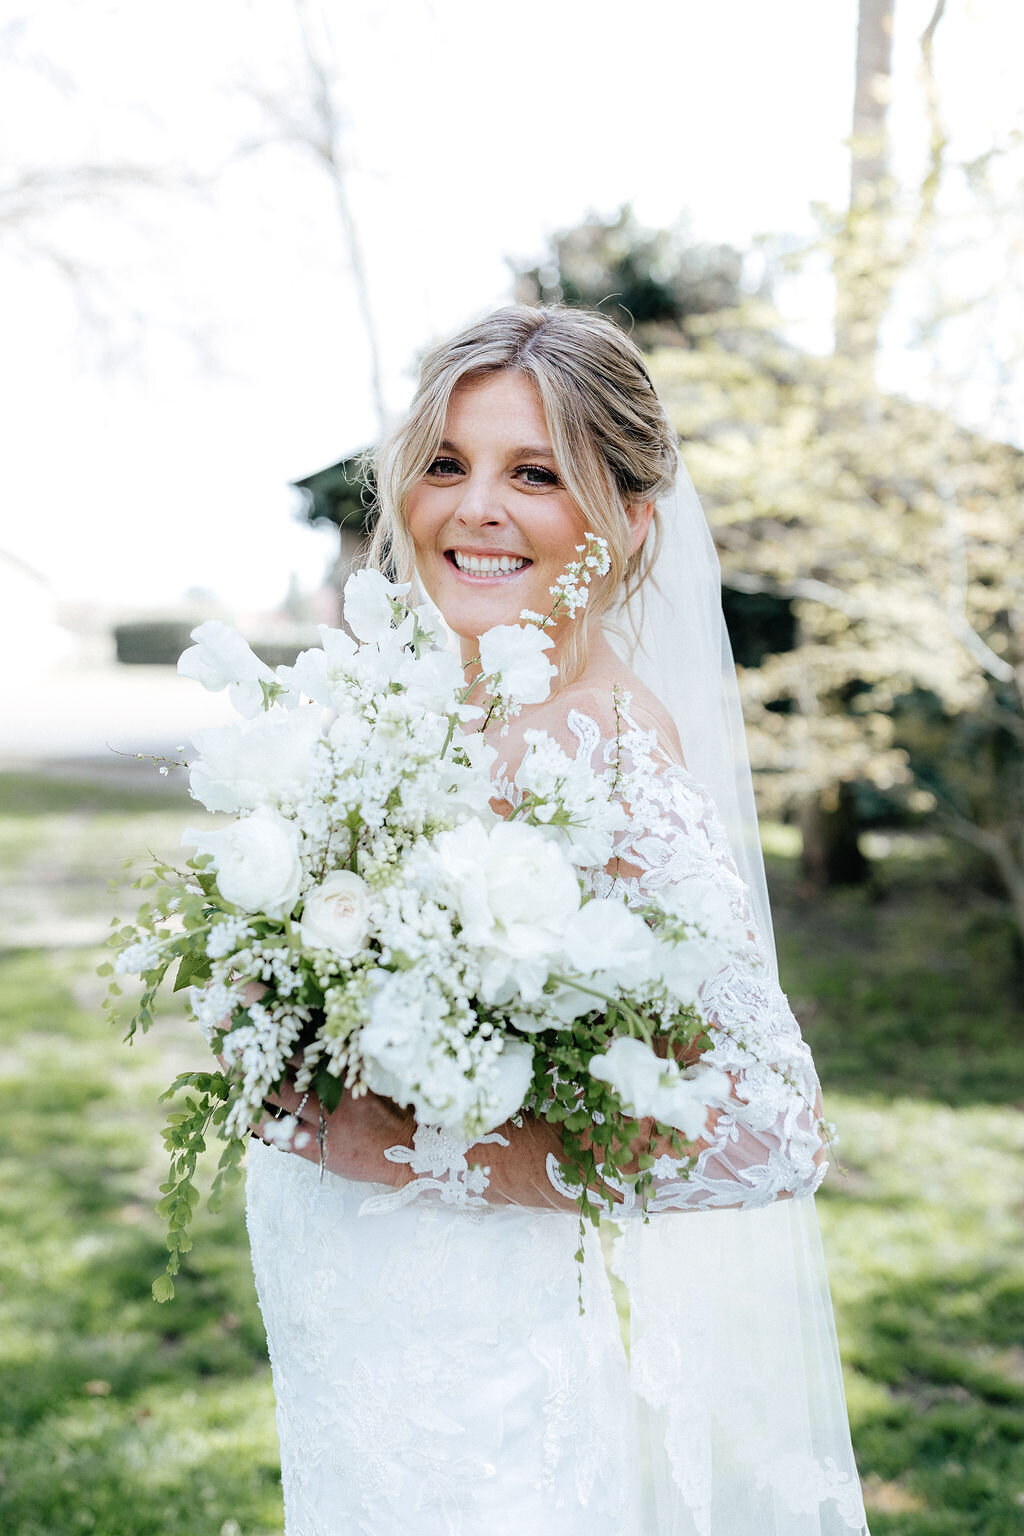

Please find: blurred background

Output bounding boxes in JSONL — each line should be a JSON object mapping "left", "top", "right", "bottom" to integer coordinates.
{"left": 1, "top": 1, "right": 1022, "bottom": 1532}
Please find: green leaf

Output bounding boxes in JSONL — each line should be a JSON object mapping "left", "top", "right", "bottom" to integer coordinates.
{"left": 173, "top": 950, "right": 212, "bottom": 993}
{"left": 152, "top": 1273, "right": 176, "bottom": 1303}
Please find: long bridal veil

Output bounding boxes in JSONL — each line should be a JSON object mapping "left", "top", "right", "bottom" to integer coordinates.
{"left": 606, "top": 452, "right": 869, "bottom": 1535}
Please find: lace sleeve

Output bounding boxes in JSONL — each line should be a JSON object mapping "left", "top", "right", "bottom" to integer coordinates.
{"left": 542, "top": 706, "right": 829, "bottom": 1215}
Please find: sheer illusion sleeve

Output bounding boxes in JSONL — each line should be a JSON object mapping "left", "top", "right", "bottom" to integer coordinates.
{"left": 540, "top": 704, "right": 829, "bottom": 1216}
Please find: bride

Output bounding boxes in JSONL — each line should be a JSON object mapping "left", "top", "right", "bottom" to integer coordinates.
{"left": 245, "top": 305, "right": 870, "bottom": 1535}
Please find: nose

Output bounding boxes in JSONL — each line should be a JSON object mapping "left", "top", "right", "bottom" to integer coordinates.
{"left": 452, "top": 470, "right": 509, "bottom": 528}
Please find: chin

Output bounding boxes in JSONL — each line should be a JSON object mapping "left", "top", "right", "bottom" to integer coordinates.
{"left": 445, "top": 600, "right": 523, "bottom": 639}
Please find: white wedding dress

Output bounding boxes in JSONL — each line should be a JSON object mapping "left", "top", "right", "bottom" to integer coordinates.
{"left": 246, "top": 704, "right": 870, "bottom": 1536}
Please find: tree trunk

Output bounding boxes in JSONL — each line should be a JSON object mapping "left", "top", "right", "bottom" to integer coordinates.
{"left": 799, "top": 782, "right": 870, "bottom": 889}
{"left": 836, "top": 0, "right": 896, "bottom": 361}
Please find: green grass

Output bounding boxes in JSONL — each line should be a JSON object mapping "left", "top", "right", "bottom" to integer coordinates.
{"left": 1, "top": 773, "right": 1022, "bottom": 1533}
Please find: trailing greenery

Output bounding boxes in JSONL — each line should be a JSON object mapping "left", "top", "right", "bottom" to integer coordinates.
{"left": 1, "top": 774, "right": 1022, "bottom": 1533}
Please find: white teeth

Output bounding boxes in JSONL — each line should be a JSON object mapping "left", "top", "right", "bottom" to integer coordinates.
{"left": 452, "top": 551, "right": 527, "bottom": 574}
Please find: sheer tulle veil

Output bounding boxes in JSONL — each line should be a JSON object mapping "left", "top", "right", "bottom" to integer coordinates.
{"left": 609, "top": 450, "right": 776, "bottom": 972}
{"left": 605, "top": 449, "right": 869, "bottom": 1535}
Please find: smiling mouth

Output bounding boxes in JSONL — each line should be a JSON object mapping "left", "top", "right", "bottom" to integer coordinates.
{"left": 445, "top": 550, "right": 532, "bottom": 577}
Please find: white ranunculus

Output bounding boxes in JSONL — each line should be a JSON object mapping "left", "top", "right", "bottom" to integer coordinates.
{"left": 479, "top": 1038, "right": 535, "bottom": 1130}
{"left": 343, "top": 568, "right": 411, "bottom": 642}
{"left": 183, "top": 805, "right": 303, "bottom": 919}
{"left": 299, "top": 870, "right": 372, "bottom": 956}
{"left": 429, "top": 819, "right": 580, "bottom": 1003}
{"left": 560, "top": 898, "right": 659, "bottom": 989}
{"left": 478, "top": 624, "right": 556, "bottom": 706}
{"left": 188, "top": 705, "right": 324, "bottom": 813}
{"left": 177, "top": 620, "right": 276, "bottom": 719}
{"left": 589, "top": 1037, "right": 730, "bottom": 1141}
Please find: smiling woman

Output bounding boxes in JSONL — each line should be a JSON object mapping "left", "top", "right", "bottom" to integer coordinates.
{"left": 405, "top": 372, "right": 592, "bottom": 648}
{"left": 244, "top": 304, "right": 870, "bottom": 1536}
{"left": 370, "top": 306, "right": 665, "bottom": 686}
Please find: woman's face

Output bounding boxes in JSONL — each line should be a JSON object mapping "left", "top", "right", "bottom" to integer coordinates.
{"left": 405, "top": 370, "right": 589, "bottom": 649}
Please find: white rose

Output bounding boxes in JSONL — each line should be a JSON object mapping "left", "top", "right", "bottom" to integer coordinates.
{"left": 589, "top": 1037, "right": 730, "bottom": 1141}
{"left": 299, "top": 871, "right": 372, "bottom": 956}
{"left": 183, "top": 805, "right": 303, "bottom": 919}
{"left": 429, "top": 819, "right": 581, "bottom": 1003}
{"left": 177, "top": 620, "right": 276, "bottom": 719}
{"left": 188, "top": 705, "right": 324, "bottom": 813}
{"left": 343, "top": 568, "right": 411, "bottom": 642}
{"left": 478, "top": 624, "right": 556, "bottom": 706}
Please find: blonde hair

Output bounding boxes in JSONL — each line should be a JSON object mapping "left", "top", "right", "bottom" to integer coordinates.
{"left": 366, "top": 305, "right": 678, "bottom": 682}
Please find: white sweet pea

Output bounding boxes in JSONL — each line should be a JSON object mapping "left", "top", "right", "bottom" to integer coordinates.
{"left": 397, "top": 647, "right": 465, "bottom": 714}
{"left": 662, "top": 878, "right": 752, "bottom": 957}
{"left": 183, "top": 805, "right": 303, "bottom": 919}
{"left": 177, "top": 620, "right": 276, "bottom": 719}
{"left": 276, "top": 626, "right": 358, "bottom": 707}
{"left": 343, "top": 568, "right": 411, "bottom": 642}
{"left": 299, "top": 871, "right": 372, "bottom": 956}
{"left": 589, "top": 1036, "right": 731, "bottom": 1141}
{"left": 478, "top": 624, "right": 556, "bottom": 706}
{"left": 188, "top": 705, "right": 324, "bottom": 813}
{"left": 654, "top": 932, "right": 727, "bottom": 1007}
{"left": 412, "top": 600, "right": 445, "bottom": 645}
{"left": 560, "top": 898, "right": 659, "bottom": 990}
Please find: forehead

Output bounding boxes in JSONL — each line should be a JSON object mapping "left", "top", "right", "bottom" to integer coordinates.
{"left": 444, "top": 370, "right": 552, "bottom": 450}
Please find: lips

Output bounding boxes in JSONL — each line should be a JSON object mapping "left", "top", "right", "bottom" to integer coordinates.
{"left": 446, "top": 550, "right": 531, "bottom": 575}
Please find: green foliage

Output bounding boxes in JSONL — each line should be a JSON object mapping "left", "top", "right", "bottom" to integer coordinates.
{"left": 514, "top": 207, "right": 1024, "bottom": 937}
{"left": 510, "top": 203, "right": 754, "bottom": 337}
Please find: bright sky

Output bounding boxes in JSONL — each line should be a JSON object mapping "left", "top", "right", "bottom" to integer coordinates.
{"left": 1, "top": 0, "right": 1020, "bottom": 614}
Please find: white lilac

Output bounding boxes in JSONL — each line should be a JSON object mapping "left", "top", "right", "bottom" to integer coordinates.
{"left": 114, "top": 935, "right": 168, "bottom": 975}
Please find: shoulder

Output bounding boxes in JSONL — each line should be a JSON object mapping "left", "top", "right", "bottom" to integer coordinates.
{"left": 527, "top": 654, "right": 686, "bottom": 770}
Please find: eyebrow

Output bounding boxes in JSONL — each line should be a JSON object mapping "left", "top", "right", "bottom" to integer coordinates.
{"left": 439, "top": 438, "right": 556, "bottom": 459}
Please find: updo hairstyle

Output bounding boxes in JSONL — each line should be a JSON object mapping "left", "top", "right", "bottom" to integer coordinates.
{"left": 367, "top": 304, "right": 678, "bottom": 680}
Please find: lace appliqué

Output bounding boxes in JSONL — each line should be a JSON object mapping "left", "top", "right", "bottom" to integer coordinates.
{"left": 356, "top": 1122, "right": 508, "bottom": 1216}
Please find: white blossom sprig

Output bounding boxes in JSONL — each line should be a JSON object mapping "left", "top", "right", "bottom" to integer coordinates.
{"left": 520, "top": 531, "right": 611, "bottom": 630}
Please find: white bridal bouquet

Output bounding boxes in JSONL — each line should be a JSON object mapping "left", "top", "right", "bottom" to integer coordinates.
{"left": 106, "top": 541, "right": 748, "bottom": 1299}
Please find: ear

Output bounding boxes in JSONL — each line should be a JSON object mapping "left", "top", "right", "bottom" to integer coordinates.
{"left": 625, "top": 499, "right": 655, "bottom": 557}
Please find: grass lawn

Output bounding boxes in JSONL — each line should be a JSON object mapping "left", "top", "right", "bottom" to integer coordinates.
{"left": 0, "top": 770, "right": 1022, "bottom": 1534}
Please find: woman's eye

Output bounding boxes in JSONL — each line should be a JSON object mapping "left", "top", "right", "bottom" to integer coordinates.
{"left": 426, "top": 457, "right": 463, "bottom": 477}
{"left": 516, "top": 464, "right": 559, "bottom": 487}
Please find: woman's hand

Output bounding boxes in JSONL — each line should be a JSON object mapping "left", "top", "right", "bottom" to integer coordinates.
{"left": 258, "top": 1080, "right": 418, "bottom": 1189}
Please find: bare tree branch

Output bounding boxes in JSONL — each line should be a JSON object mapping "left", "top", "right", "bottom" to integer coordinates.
{"left": 292, "top": 0, "right": 387, "bottom": 435}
